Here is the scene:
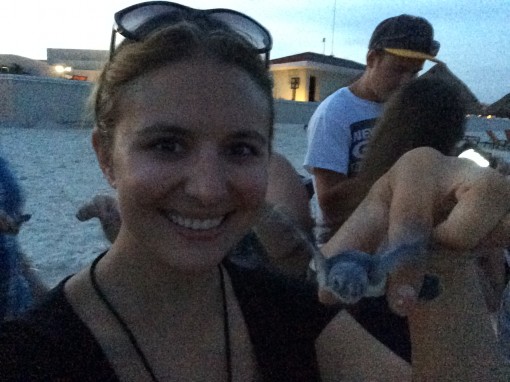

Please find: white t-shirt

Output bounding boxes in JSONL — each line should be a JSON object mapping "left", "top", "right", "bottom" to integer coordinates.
{"left": 303, "top": 87, "right": 383, "bottom": 243}
{"left": 304, "top": 87, "right": 383, "bottom": 177}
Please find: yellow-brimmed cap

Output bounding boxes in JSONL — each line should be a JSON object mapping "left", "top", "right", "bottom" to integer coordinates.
{"left": 384, "top": 48, "right": 442, "bottom": 63}
{"left": 369, "top": 15, "right": 442, "bottom": 63}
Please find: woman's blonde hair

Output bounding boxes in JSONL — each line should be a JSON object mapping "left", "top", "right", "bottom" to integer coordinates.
{"left": 359, "top": 76, "right": 466, "bottom": 183}
{"left": 91, "top": 20, "right": 274, "bottom": 152}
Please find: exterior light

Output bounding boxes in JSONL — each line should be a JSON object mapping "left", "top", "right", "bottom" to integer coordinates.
{"left": 458, "top": 149, "right": 490, "bottom": 167}
{"left": 55, "top": 65, "right": 72, "bottom": 73}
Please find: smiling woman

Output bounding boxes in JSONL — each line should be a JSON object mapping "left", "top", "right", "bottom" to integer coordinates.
{"left": 0, "top": 2, "right": 508, "bottom": 381}
{"left": 96, "top": 59, "right": 271, "bottom": 271}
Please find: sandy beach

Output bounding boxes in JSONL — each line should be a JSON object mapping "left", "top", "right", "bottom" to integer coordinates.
{"left": 0, "top": 126, "right": 113, "bottom": 287}
{"left": 2, "top": 118, "right": 510, "bottom": 288}
{"left": 0, "top": 123, "right": 309, "bottom": 287}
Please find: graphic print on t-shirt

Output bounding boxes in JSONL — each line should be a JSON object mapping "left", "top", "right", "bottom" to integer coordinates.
{"left": 348, "top": 118, "right": 377, "bottom": 176}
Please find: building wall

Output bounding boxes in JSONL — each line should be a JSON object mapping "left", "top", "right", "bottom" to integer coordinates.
{"left": 271, "top": 66, "right": 362, "bottom": 102}
{"left": 272, "top": 69, "right": 310, "bottom": 102}
{"left": 0, "top": 74, "right": 319, "bottom": 128}
{"left": 313, "top": 68, "right": 362, "bottom": 100}
{"left": 63, "top": 69, "right": 102, "bottom": 82}
{"left": 274, "top": 99, "right": 319, "bottom": 124}
{"left": 0, "top": 74, "right": 93, "bottom": 128}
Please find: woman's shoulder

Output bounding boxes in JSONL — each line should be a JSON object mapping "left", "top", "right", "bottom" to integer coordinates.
{"left": 0, "top": 278, "right": 116, "bottom": 380}
{"left": 0, "top": 280, "right": 69, "bottom": 378}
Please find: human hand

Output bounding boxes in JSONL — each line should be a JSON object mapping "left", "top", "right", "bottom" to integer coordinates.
{"left": 0, "top": 209, "right": 31, "bottom": 235}
{"left": 76, "top": 194, "right": 118, "bottom": 221}
{"left": 254, "top": 203, "right": 317, "bottom": 278}
{"left": 76, "top": 194, "right": 121, "bottom": 243}
{"left": 315, "top": 240, "right": 443, "bottom": 306}
{"left": 320, "top": 147, "right": 510, "bottom": 315}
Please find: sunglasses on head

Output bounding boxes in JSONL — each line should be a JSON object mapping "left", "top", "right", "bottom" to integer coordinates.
{"left": 110, "top": 1, "right": 273, "bottom": 64}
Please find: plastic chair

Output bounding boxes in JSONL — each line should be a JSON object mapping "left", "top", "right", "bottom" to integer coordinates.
{"left": 486, "top": 130, "right": 506, "bottom": 147}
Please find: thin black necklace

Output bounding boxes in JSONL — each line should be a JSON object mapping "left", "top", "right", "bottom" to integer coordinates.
{"left": 89, "top": 253, "right": 232, "bottom": 382}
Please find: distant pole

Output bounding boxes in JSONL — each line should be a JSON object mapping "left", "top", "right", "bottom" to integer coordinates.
{"left": 331, "top": 0, "right": 337, "bottom": 56}
{"left": 322, "top": 38, "right": 326, "bottom": 55}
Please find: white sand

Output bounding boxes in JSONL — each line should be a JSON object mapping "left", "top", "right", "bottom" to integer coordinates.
{"left": 4, "top": 119, "right": 510, "bottom": 289}
{"left": 1, "top": 126, "right": 113, "bottom": 287}
{"left": 0, "top": 123, "right": 309, "bottom": 288}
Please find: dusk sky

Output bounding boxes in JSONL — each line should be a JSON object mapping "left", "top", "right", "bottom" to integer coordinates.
{"left": 1, "top": 0, "right": 508, "bottom": 103}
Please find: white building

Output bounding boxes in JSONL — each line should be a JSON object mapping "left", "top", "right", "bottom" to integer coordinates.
{"left": 270, "top": 52, "right": 365, "bottom": 102}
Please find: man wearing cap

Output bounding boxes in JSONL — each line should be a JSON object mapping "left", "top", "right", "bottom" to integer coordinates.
{"left": 304, "top": 15, "right": 440, "bottom": 363}
{"left": 304, "top": 14, "right": 440, "bottom": 241}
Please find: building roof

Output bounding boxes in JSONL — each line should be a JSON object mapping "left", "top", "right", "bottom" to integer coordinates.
{"left": 421, "top": 63, "right": 482, "bottom": 114}
{"left": 0, "top": 54, "right": 53, "bottom": 76}
{"left": 270, "top": 52, "right": 365, "bottom": 70}
{"left": 486, "top": 93, "right": 510, "bottom": 118}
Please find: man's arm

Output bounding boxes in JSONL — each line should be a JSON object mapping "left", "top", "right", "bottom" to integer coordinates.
{"left": 408, "top": 251, "right": 504, "bottom": 381}
{"left": 266, "top": 152, "right": 313, "bottom": 233}
{"left": 313, "top": 167, "right": 370, "bottom": 230}
{"left": 317, "top": 310, "right": 411, "bottom": 381}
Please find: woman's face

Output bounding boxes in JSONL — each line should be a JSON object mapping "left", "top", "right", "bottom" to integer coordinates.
{"left": 96, "top": 57, "right": 271, "bottom": 270}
